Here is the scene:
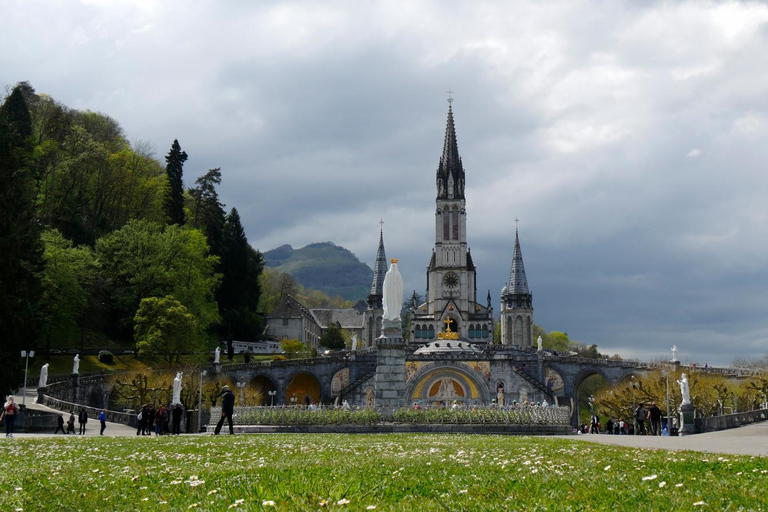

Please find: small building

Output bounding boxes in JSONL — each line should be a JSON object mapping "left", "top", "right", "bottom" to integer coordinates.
{"left": 264, "top": 295, "right": 322, "bottom": 349}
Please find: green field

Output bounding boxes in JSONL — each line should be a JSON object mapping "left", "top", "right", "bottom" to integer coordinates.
{"left": 1, "top": 434, "right": 766, "bottom": 511}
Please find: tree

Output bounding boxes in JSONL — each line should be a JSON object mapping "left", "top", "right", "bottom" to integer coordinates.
{"left": 280, "top": 338, "right": 305, "bottom": 359}
{"left": 0, "top": 84, "right": 43, "bottom": 395}
{"left": 188, "top": 167, "right": 225, "bottom": 255}
{"left": 134, "top": 296, "right": 202, "bottom": 363}
{"left": 39, "top": 229, "right": 97, "bottom": 352}
{"left": 320, "top": 323, "right": 346, "bottom": 349}
{"left": 218, "top": 208, "right": 264, "bottom": 341}
{"left": 163, "top": 139, "right": 187, "bottom": 225}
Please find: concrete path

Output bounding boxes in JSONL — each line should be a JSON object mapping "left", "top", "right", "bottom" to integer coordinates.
{"left": 559, "top": 422, "right": 768, "bottom": 457}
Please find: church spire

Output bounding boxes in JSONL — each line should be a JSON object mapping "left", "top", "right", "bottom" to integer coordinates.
{"left": 436, "top": 98, "right": 465, "bottom": 200}
{"left": 367, "top": 223, "right": 388, "bottom": 310}
{"left": 508, "top": 226, "right": 530, "bottom": 295}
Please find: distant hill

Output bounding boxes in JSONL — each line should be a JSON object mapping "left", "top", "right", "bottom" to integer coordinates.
{"left": 263, "top": 242, "right": 373, "bottom": 302}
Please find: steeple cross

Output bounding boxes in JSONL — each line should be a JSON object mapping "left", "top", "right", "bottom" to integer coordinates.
{"left": 379, "top": 218, "right": 384, "bottom": 230}
{"left": 514, "top": 218, "right": 520, "bottom": 229}
{"left": 447, "top": 88, "right": 454, "bottom": 105}
{"left": 443, "top": 318, "right": 453, "bottom": 333}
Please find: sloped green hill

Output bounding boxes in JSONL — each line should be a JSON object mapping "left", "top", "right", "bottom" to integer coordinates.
{"left": 263, "top": 242, "right": 373, "bottom": 301}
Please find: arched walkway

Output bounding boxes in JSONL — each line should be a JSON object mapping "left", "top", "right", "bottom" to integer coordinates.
{"left": 285, "top": 372, "right": 321, "bottom": 406}
{"left": 406, "top": 363, "right": 490, "bottom": 405}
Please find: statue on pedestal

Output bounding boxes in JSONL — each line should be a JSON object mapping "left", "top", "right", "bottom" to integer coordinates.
{"left": 537, "top": 336, "right": 543, "bottom": 352}
{"left": 39, "top": 363, "right": 49, "bottom": 388}
{"left": 172, "top": 372, "right": 183, "bottom": 405}
{"left": 214, "top": 347, "right": 220, "bottom": 364}
{"left": 72, "top": 354, "right": 80, "bottom": 374}
{"left": 351, "top": 335, "right": 357, "bottom": 352}
{"left": 677, "top": 373, "right": 690, "bottom": 405}
{"left": 382, "top": 259, "right": 404, "bottom": 325}
{"left": 671, "top": 345, "right": 678, "bottom": 363}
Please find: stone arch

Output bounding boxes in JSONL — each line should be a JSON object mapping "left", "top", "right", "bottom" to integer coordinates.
{"left": 405, "top": 362, "right": 491, "bottom": 405}
{"left": 251, "top": 374, "right": 277, "bottom": 406}
{"left": 88, "top": 389, "right": 103, "bottom": 409}
{"left": 285, "top": 372, "right": 321, "bottom": 406}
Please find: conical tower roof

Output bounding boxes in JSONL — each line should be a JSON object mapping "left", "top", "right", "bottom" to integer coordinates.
{"left": 436, "top": 103, "right": 465, "bottom": 200}
{"left": 507, "top": 227, "right": 530, "bottom": 295}
{"left": 369, "top": 227, "right": 388, "bottom": 301}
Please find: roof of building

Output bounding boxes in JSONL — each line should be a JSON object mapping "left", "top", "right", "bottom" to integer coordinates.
{"left": 436, "top": 103, "right": 466, "bottom": 200}
{"left": 414, "top": 340, "right": 483, "bottom": 355}
{"left": 311, "top": 308, "right": 365, "bottom": 329}
{"left": 505, "top": 228, "right": 530, "bottom": 296}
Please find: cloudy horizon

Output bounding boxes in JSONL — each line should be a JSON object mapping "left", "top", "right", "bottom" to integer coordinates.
{"left": 2, "top": 0, "right": 767, "bottom": 366}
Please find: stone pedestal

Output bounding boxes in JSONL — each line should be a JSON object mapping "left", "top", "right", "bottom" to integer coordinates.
{"left": 71, "top": 373, "right": 80, "bottom": 403}
{"left": 374, "top": 321, "right": 407, "bottom": 413}
{"left": 212, "top": 362, "right": 221, "bottom": 375}
{"left": 36, "top": 386, "right": 47, "bottom": 404}
{"left": 679, "top": 403, "right": 695, "bottom": 436}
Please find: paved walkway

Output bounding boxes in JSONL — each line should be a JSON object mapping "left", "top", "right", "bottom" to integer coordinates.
{"left": 559, "top": 421, "right": 768, "bottom": 457}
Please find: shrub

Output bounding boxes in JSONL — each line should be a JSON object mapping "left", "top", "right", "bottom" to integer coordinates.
{"left": 98, "top": 350, "right": 114, "bottom": 364}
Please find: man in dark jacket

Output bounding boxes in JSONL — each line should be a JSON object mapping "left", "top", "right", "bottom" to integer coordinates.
{"left": 214, "top": 385, "right": 236, "bottom": 435}
{"left": 172, "top": 404, "right": 183, "bottom": 435}
{"left": 648, "top": 402, "right": 663, "bottom": 436}
{"left": 78, "top": 409, "right": 88, "bottom": 435}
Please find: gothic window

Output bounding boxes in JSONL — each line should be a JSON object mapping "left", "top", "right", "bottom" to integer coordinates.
{"left": 525, "top": 316, "right": 532, "bottom": 345}
{"left": 469, "top": 324, "right": 475, "bottom": 338}
{"left": 443, "top": 210, "right": 450, "bottom": 240}
{"left": 415, "top": 325, "right": 421, "bottom": 339}
{"left": 452, "top": 209, "right": 459, "bottom": 240}
{"left": 514, "top": 316, "right": 524, "bottom": 344}
{"left": 482, "top": 324, "right": 489, "bottom": 338}
{"left": 428, "top": 325, "right": 435, "bottom": 339}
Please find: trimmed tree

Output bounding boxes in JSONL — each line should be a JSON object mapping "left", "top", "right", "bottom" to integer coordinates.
{"left": 134, "top": 295, "right": 201, "bottom": 363}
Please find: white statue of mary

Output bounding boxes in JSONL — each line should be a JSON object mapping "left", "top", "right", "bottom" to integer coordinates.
{"left": 382, "top": 259, "right": 404, "bottom": 323}
{"left": 172, "top": 372, "right": 183, "bottom": 405}
{"left": 677, "top": 373, "right": 690, "bottom": 405}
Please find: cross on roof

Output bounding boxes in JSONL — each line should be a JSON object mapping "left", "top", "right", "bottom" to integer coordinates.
{"left": 447, "top": 88, "right": 454, "bottom": 105}
{"left": 379, "top": 218, "right": 384, "bottom": 231}
{"left": 514, "top": 218, "right": 520, "bottom": 228}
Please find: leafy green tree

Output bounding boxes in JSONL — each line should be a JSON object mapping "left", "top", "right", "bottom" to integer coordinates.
{"left": 163, "top": 139, "right": 187, "bottom": 225}
{"left": 280, "top": 338, "right": 305, "bottom": 359}
{"left": 0, "top": 84, "right": 43, "bottom": 395}
{"left": 320, "top": 323, "right": 346, "bottom": 349}
{"left": 39, "top": 229, "right": 97, "bottom": 352}
{"left": 134, "top": 295, "right": 201, "bottom": 363}
{"left": 96, "top": 219, "right": 220, "bottom": 340}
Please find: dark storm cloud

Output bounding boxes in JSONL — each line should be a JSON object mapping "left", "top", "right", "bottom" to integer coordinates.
{"left": 2, "top": 0, "right": 767, "bottom": 366}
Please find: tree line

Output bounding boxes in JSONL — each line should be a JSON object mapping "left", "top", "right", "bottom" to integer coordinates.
{"left": 0, "top": 82, "right": 264, "bottom": 394}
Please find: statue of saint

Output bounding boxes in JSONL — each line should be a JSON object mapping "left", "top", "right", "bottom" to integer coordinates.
{"left": 39, "top": 363, "right": 49, "bottom": 388}
{"left": 382, "top": 259, "right": 404, "bottom": 322}
{"left": 214, "top": 347, "right": 220, "bottom": 364}
{"left": 172, "top": 372, "right": 183, "bottom": 405}
{"left": 671, "top": 345, "right": 678, "bottom": 362}
{"left": 351, "top": 335, "right": 357, "bottom": 352}
{"left": 677, "top": 373, "right": 690, "bottom": 405}
{"left": 435, "top": 377, "right": 459, "bottom": 399}
{"left": 537, "top": 336, "right": 543, "bottom": 352}
{"left": 72, "top": 354, "right": 80, "bottom": 374}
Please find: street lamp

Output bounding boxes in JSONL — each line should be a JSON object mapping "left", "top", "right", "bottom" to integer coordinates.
{"left": 236, "top": 381, "right": 246, "bottom": 406}
{"left": 197, "top": 370, "right": 207, "bottom": 432}
{"left": 20, "top": 350, "right": 34, "bottom": 407}
{"left": 268, "top": 390, "right": 276, "bottom": 406}
{"left": 630, "top": 375, "right": 637, "bottom": 436}
{"left": 661, "top": 369, "right": 671, "bottom": 435}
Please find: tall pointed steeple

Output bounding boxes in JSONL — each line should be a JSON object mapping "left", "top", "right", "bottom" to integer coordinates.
{"left": 367, "top": 225, "right": 388, "bottom": 310}
{"left": 507, "top": 227, "right": 530, "bottom": 296}
{"left": 436, "top": 102, "right": 465, "bottom": 200}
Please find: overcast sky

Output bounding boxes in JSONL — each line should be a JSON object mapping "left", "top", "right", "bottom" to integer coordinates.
{"left": 3, "top": 0, "right": 767, "bottom": 366}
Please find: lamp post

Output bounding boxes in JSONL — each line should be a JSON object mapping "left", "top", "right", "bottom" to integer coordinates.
{"left": 630, "top": 375, "right": 637, "bottom": 436}
{"left": 236, "top": 382, "right": 246, "bottom": 406}
{"left": 20, "top": 350, "right": 34, "bottom": 407}
{"left": 197, "top": 370, "right": 207, "bottom": 432}
{"left": 268, "top": 390, "right": 276, "bottom": 406}
{"left": 661, "top": 369, "right": 670, "bottom": 435}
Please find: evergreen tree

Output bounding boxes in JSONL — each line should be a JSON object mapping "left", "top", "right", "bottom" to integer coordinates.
{"left": 188, "top": 167, "right": 225, "bottom": 256}
{"left": 0, "top": 85, "right": 43, "bottom": 395}
{"left": 218, "top": 208, "right": 264, "bottom": 342}
{"left": 164, "top": 139, "right": 187, "bottom": 225}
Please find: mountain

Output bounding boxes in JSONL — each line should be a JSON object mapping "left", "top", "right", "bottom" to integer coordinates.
{"left": 263, "top": 242, "right": 373, "bottom": 302}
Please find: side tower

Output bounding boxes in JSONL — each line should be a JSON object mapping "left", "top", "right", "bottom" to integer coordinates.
{"left": 409, "top": 99, "right": 493, "bottom": 344}
{"left": 500, "top": 226, "right": 534, "bottom": 348}
{"left": 364, "top": 225, "right": 387, "bottom": 347}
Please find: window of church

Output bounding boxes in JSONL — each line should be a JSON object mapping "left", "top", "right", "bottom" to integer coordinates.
{"left": 414, "top": 326, "right": 421, "bottom": 339}
{"left": 452, "top": 210, "right": 459, "bottom": 240}
{"left": 428, "top": 325, "right": 435, "bottom": 339}
{"left": 468, "top": 325, "right": 475, "bottom": 338}
{"left": 482, "top": 324, "right": 489, "bottom": 338}
{"left": 443, "top": 210, "right": 450, "bottom": 240}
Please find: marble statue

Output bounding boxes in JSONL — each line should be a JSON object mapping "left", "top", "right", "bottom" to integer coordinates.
{"left": 671, "top": 345, "right": 678, "bottom": 363}
{"left": 382, "top": 259, "right": 404, "bottom": 322}
{"left": 38, "top": 363, "right": 49, "bottom": 388}
{"left": 342, "top": 399, "right": 350, "bottom": 411}
{"left": 214, "top": 347, "right": 220, "bottom": 364}
{"left": 351, "top": 335, "right": 357, "bottom": 352}
{"left": 72, "top": 354, "right": 80, "bottom": 374}
{"left": 537, "top": 336, "right": 543, "bottom": 352}
{"left": 172, "top": 372, "right": 183, "bottom": 405}
{"left": 677, "top": 373, "right": 690, "bottom": 405}
{"left": 435, "top": 377, "right": 459, "bottom": 399}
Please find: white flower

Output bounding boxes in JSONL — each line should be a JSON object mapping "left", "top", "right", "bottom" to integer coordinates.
{"left": 603, "top": 465, "right": 611, "bottom": 471}
{"left": 675, "top": 483, "right": 684, "bottom": 488}
{"left": 459, "top": 489, "right": 468, "bottom": 494}
{"left": 262, "top": 500, "right": 276, "bottom": 507}
{"left": 366, "top": 506, "right": 377, "bottom": 510}
{"left": 693, "top": 501, "right": 707, "bottom": 507}
{"left": 659, "top": 481, "right": 667, "bottom": 488}
{"left": 642, "top": 474, "right": 658, "bottom": 481}
{"left": 337, "top": 498, "right": 350, "bottom": 505}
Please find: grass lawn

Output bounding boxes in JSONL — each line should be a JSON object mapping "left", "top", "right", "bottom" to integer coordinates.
{"left": 1, "top": 434, "right": 766, "bottom": 511}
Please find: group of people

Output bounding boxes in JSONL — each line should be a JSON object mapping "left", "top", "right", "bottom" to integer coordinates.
{"left": 136, "top": 403, "right": 184, "bottom": 436}
{"left": 584, "top": 402, "right": 666, "bottom": 435}
{"left": 53, "top": 409, "right": 107, "bottom": 435}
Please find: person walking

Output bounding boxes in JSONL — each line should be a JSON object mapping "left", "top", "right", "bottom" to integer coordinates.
{"left": 54, "top": 413, "right": 66, "bottom": 434}
{"left": 67, "top": 411, "right": 76, "bottom": 434}
{"left": 635, "top": 403, "right": 647, "bottom": 435}
{"left": 214, "top": 385, "right": 236, "bottom": 435}
{"left": 590, "top": 413, "right": 600, "bottom": 434}
{"left": 98, "top": 409, "right": 107, "bottom": 435}
{"left": 172, "top": 404, "right": 183, "bottom": 435}
{"left": 78, "top": 408, "right": 88, "bottom": 435}
{"left": 648, "top": 402, "right": 662, "bottom": 436}
{"left": 1, "top": 396, "right": 20, "bottom": 438}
